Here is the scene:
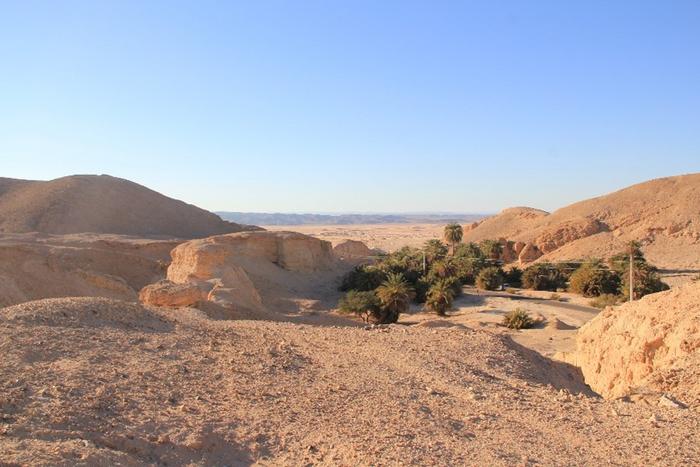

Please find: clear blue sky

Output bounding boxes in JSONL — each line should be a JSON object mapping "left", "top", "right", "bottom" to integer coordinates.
{"left": 1, "top": 1, "right": 699, "bottom": 213}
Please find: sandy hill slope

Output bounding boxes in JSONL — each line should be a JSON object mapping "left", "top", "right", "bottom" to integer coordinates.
{"left": 1, "top": 297, "right": 698, "bottom": 465}
{"left": 464, "top": 173, "right": 700, "bottom": 269}
{"left": 0, "top": 174, "right": 257, "bottom": 238}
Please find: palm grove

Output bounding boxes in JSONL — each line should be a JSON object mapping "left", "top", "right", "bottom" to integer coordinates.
{"left": 337, "top": 224, "right": 668, "bottom": 324}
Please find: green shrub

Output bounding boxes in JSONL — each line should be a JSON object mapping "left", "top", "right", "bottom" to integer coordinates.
{"left": 425, "top": 279, "right": 456, "bottom": 316}
{"left": 589, "top": 294, "right": 620, "bottom": 309}
{"left": 454, "top": 242, "right": 483, "bottom": 259}
{"left": 476, "top": 266, "right": 503, "bottom": 291}
{"left": 502, "top": 308, "right": 534, "bottom": 329}
{"left": 339, "top": 265, "right": 386, "bottom": 292}
{"left": 502, "top": 267, "right": 523, "bottom": 287}
{"left": 521, "top": 263, "right": 566, "bottom": 291}
{"left": 375, "top": 273, "right": 415, "bottom": 324}
{"left": 338, "top": 290, "right": 382, "bottom": 323}
{"left": 620, "top": 262, "right": 669, "bottom": 300}
{"left": 479, "top": 239, "right": 503, "bottom": 260}
{"left": 568, "top": 261, "right": 620, "bottom": 297}
{"left": 423, "top": 239, "right": 448, "bottom": 264}
{"left": 413, "top": 277, "right": 432, "bottom": 304}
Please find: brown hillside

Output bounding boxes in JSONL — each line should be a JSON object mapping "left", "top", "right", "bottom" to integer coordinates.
{"left": 0, "top": 174, "right": 258, "bottom": 238}
{"left": 463, "top": 174, "right": 700, "bottom": 269}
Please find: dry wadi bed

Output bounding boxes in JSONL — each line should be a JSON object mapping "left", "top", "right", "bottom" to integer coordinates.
{"left": 1, "top": 298, "right": 698, "bottom": 466}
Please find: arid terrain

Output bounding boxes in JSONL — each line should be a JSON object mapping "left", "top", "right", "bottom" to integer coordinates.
{"left": 1, "top": 174, "right": 699, "bottom": 465}
{"left": 265, "top": 223, "right": 447, "bottom": 253}
{"left": 2, "top": 297, "right": 699, "bottom": 465}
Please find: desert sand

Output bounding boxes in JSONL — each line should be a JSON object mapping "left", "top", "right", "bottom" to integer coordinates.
{"left": 264, "top": 223, "right": 446, "bottom": 253}
{"left": 2, "top": 297, "right": 699, "bottom": 465}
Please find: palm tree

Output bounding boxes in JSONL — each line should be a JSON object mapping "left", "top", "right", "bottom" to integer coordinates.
{"left": 443, "top": 223, "right": 463, "bottom": 256}
{"left": 375, "top": 273, "right": 415, "bottom": 323}
{"left": 423, "top": 239, "right": 448, "bottom": 264}
{"left": 425, "top": 279, "right": 456, "bottom": 316}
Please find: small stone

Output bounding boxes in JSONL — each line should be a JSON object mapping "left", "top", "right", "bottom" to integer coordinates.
{"left": 658, "top": 394, "right": 684, "bottom": 409}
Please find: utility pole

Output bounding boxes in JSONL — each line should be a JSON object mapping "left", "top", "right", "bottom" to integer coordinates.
{"left": 629, "top": 245, "right": 635, "bottom": 302}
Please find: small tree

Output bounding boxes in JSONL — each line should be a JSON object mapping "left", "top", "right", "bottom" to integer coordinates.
{"left": 339, "top": 265, "right": 386, "bottom": 292}
{"left": 423, "top": 239, "right": 448, "bottom": 264}
{"left": 425, "top": 279, "right": 456, "bottom": 316}
{"left": 568, "top": 260, "right": 619, "bottom": 297}
{"left": 476, "top": 266, "right": 504, "bottom": 291}
{"left": 479, "top": 239, "right": 503, "bottom": 260}
{"left": 502, "top": 267, "right": 523, "bottom": 287}
{"left": 454, "top": 242, "right": 483, "bottom": 259}
{"left": 375, "top": 273, "right": 415, "bottom": 324}
{"left": 521, "top": 263, "right": 566, "bottom": 291}
{"left": 620, "top": 261, "right": 669, "bottom": 300}
{"left": 443, "top": 223, "right": 464, "bottom": 256}
{"left": 338, "top": 290, "right": 382, "bottom": 323}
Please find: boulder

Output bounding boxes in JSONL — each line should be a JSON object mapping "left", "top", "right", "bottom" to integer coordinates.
{"left": 513, "top": 241, "right": 526, "bottom": 256}
{"left": 333, "top": 240, "right": 373, "bottom": 260}
{"left": 518, "top": 243, "right": 542, "bottom": 264}
{"left": 139, "top": 280, "right": 206, "bottom": 308}
{"left": 574, "top": 282, "right": 700, "bottom": 406}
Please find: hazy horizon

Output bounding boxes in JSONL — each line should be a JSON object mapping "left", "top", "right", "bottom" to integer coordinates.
{"left": 3, "top": 1, "right": 699, "bottom": 213}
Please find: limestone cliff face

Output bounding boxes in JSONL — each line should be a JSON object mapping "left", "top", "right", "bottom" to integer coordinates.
{"left": 574, "top": 282, "right": 700, "bottom": 406}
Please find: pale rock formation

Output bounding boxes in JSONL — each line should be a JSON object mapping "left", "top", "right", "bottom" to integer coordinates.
{"left": 574, "top": 282, "right": 700, "bottom": 406}
{"left": 518, "top": 243, "right": 543, "bottom": 264}
{"left": 332, "top": 239, "right": 373, "bottom": 260}
{"left": 139, "top": 280, "right": 206, "bottom": 307}
{"left": 0, "top": 233, "right": 177, "bottom": 307}
{"left": 498, "top": 238, "right": 518, "bottom": 263}
{"left": 161, "top": 231, "right": 337, "bottom": 314}
{"left": 534, "top": 218, "right": 606, "bottom": 254}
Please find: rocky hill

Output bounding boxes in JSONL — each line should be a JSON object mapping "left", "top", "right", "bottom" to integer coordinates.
{"left": 463, "top": 174, "right": 700, "bottom": 269}
{"left": 0, "top": 175, "right": 258, "bottom": 238}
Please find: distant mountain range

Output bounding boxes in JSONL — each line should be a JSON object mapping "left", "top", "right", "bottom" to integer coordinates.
{"left": 216, "top": 212, "right": 487, "bottom": 226}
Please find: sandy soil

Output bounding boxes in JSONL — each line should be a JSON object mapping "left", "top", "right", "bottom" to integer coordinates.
{"left": 263, "top": 223, "right": 446, "bottom": 252}
{"left": 403, "top": 287, "right": 598, "bottom": 358}
{"left": 1, "top": 297, "right": 698, "bottom": 465}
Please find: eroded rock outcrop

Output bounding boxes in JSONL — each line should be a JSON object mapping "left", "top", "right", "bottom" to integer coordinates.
{"left": 518, "top": 243, "right": 542, "bottom": 264}
{"left": 574, "top": 282, "right": 700, "bottom": 406}
{"left": 534, "top": 218, "right": 606, "bottom": 254}
{"left": 146, "top": 231, "right": 339, "bottom": 315}
{"left": 332, "top": 240, "right": 373, "bottom": 260}
{"left": 139, "top": 280, "right": 206, "bottom": 308}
